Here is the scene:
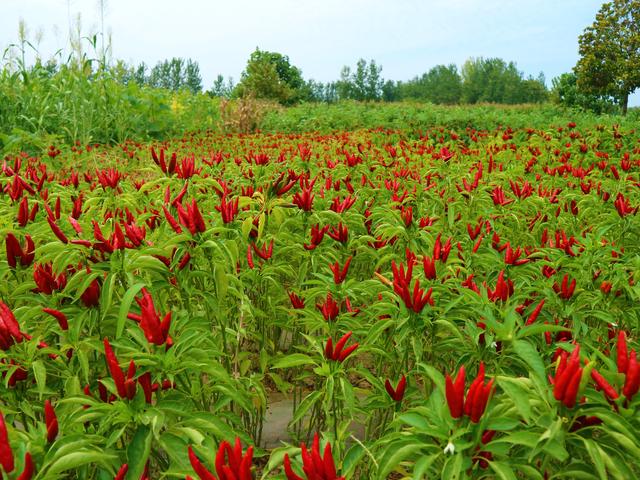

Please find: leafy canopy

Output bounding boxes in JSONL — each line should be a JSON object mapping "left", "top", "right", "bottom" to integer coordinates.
{"left": 234, "top": 48, "right": 308, "bottom": 105}
{"left": 575, "top": 0, "right": 640, "bottom": 113}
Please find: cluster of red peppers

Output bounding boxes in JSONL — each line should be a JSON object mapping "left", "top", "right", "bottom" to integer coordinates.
{"left": 591, "top": 332, "right": 640, "bottom": 405}
{"left": 445, "top": 362, "right": 495, "bottom": 423}
{"left": 188, "top": 438, "right": 253, "bottom": 480}
{"left": 284, "top": 433, "right": 344, "bottom": 480}
{"left": 324, "top": 331, "right": 359, "bottom": 363}
{"left": 391, "top": 251, "right": 434, "bottom": 314}
{"left": 0, "top": 412, "right": 33, "bottom": 479}
{"left": 127, "top": 288, "right": 173, "bottom": 347}
{"left": 550, "top": 345, "right": 583, "bottom": 408}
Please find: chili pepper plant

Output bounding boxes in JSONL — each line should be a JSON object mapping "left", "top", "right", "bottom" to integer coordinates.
{"left": 0, "top": 120, "right": 639, "bottom": 478}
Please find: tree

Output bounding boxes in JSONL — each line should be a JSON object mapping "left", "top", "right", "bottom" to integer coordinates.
{"left": 210, "top": 74, "right": 234, "bottom": 98}
{"left": 147, "top": 58, "right": 203, "bottom": 93}
{"left": 234, "top": 48, "right": 307, "bottom": 105}
{"left": 399, "top": 64, "right": 463, "bottom": 104}
{"left": 575, "top": 0, "right": 640, "bottom": 115}
{"left": 381, "top": 80, "right": 399, "bottom": 102}
{"left": 335, "top": 59, "right": 384, "bottom": 101}
{"left": 184, "top": 60, "right": 202, "bottom": 93}
{"left": 551, "top": 72, "right": 617, "bottom": 113}
{"left": 460, "top": 57, "right": 547, "bottom": 104}
{"left": 335, "top": 66, "right": 353, "bottom": 100}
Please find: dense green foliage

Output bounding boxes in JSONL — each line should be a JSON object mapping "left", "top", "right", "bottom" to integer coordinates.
{"left": 575, "top": 0, "right": 640, "bottom": 114}
{"left": 233, "top": 48, "right": 309, "bottom": 105}
{"left": 395, "top": 64, "right": 463, "bottom": 104}
{"left": 117, "top": 57, "right": 203, "bottom": 94}
{"left": 395, "top": 59, "right": 548, "bottom": 105}
{"left": 1, "top": 115, "right": 640, "bottom": 478}
{"left": 0, "top": 58, "right": 219, "bottom": 151}
{"left": 551, "top": 73, "right": 619, "bottom": 114}
{"left": 259, "top": 101, "right": 639, "bottom": 134}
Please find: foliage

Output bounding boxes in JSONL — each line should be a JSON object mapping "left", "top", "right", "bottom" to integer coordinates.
{"left": 551, "top": 72, "right": 619, "bottom": 114}
{"left": 259, "top": 101, "right": 634, "bottom": 134}
{"left": 234, "top": 49, "right": 308, "bottom": 105}
{"left": 335, "top": 59, "right": 384, "bottom": 101}
{"left": 218, "top": 94, "right": 277, "bottom": 133}
{"left": 575, "top": 0, "right": 640, "bottom": 114}
{"left": 0, "top": 51, "right": 218, "bottom": 151}
{"left": 461, "top": 57, "right": 548, "bottom": 104}
{"left": 147, "top": 57, "right": 203, "bottom": 94}
{"left": 209, "top": 74, "right": 235, "bottom": 98}
{"left": 0, "top": 112, "right": 640, "bottom": 478}
{"left": 397, "top": 64, "right": 463, "bottom": 104}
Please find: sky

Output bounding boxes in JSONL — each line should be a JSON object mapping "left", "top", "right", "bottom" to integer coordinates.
{"left": 1, "top": 0, "right": 638, "bottom": 106}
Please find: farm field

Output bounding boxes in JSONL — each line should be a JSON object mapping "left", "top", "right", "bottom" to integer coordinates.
{"left": 1, "top": 114, "right": 640, "bottom": 479}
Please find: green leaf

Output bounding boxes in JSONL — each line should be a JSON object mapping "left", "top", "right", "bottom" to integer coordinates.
{"left": 126, "top": 425, "right": 152, "bottom": 480}
{"left": 290, "top": 391, "right": 322, "bottom": 426}
{"left": 512, "top": 339, "right": 546, "bottom": 382}
{"left": 46, "top": 451, "right": 115, "bottom": 476}
{"left": 496, "top": 376, "right": 532, "bottom": 423}
{"left": 117, "top": 283, "right": 146, "bottom": 338}
{"left": 489, "top": 461, "right": 518, "bottom": 480}
{"left": 440, "top": 453, "right": 463, "bottom": 480}
{"left": 32, "top": 360, "right": 47, "bottom": 397}
{"left": 215, "top": 263, "right": 228, "bottom": 301}
{"left": 341, "top": 443, "right": 365, "bottom": 476}
{"left": 271, "top": 354, "right": 316, "bottom": 369}
{"left": 377, "top": 441, "right": 424, "bottom": 479}
{"left": 100, "top": 272, "right": 117, "bottom": 321}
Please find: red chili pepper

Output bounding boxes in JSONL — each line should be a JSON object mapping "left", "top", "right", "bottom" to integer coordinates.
{"left": 177, "top": 252, "right": 191, "bottom": 271}
{"left": 284, "top": 434, "right": 344, "bottom": 480}
{"left": 525, "top": 299, "right": 545, "bottom": 326}
{"left": 445, "top": 366, "right": 465, "bottom": 419}
{"left": 114, "top": 464, "right": 128, "bottom": 480}
{"left": 590, "top": 369, "right": 619, "bottom": 400}
{"left": 472, "top": 234, "right": 484, "bottom": 254}
{"left": 325, "top": 331, "right": 358, "bottom": 363}
{"left": 0, "top": 301, "right": 24, "bottom": 350}
{"left": 464, "top": 363, "right": 485, "bottom": 417}
{"left": 16, "top": 452, "right": 33, "bottom": 480}
{"left": 327, "top": 223, "right": 348, "bottom": 243}
{"left": 470, "top": 378, "right": 494, "bottom": 423}
{"left": 316, "top": 292, "right": 339, "bottom": 322}
{"left": 128, "top": 288, "right": 172, "bottom": 346}
{"left": 292, "top": 182, "right": 315, "bottom": 212}
{"left": 552, "top": 345, "right": 583, "bottom": 408}
{"left": 246, "top": 244, "right": 255, "bottom": 269}
{"left": 216, "top": 196, "right": 240, "bottom": 223}
{"left": 44, "top": 400, "right": 58, "bottom": 443}
{"left": 162, "top": 205, "right": 183, "bottom": 234}
{"left": 189, "top": 437, "right": 253, "bottom": 480}
{"left": 138, "top": 372, "right": 153, "bottom": 404}
{"left": 287, "top": 292, "right": 305, "bottom": 309}
{"left": 562, "top": 368, "right": 583, "bottom": 409}
{"left": 5, "top": 233, "right": 35, "bottom": 268}
{"left": 385, "top": 375, "right": 407, "bottom": 402}
{"left": 623, "top": 350, "right": 640, "bottom": 400}
{"left": 329, "top": 256, "right": 352, "bottom": 284}
{"left": 103, "top": 338, "right": 127, "bottom": 399}
{"left": 251, "top": 240, "right": 274, "bottom": 260}
{"left": 0, "top": 411, "right": 14, "bottom": 473}
{"left": 47, "top": 217, "right": 69, "bottom": 244}
{"left": 617, "top": 331, "right": 628, "bottom": 374}
{"left": 423, "top": 255, "right": 437, "bottom": 280}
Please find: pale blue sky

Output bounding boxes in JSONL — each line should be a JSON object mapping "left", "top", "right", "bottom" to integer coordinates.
{"left": 2, "top": 0, "right": 638, "bottom": 105}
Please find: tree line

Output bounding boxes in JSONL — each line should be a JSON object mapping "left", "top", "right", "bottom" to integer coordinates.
{"left": 125, "top": 0, "right": 640, "bottom": 114}
{"left": 115, "top": 51, "right": 550, "bottom": 106}
{"left": 13, "top": 0, "right": 634, "bottom": 113}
